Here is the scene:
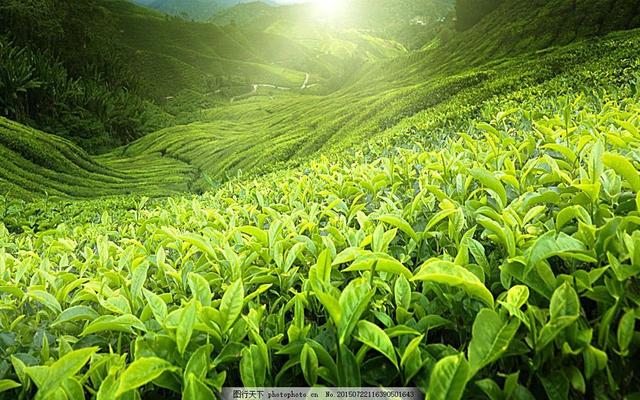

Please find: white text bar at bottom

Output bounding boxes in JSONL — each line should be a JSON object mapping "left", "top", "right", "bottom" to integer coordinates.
{"left": 221, "top": 387, "right": 424, "bottom": 400}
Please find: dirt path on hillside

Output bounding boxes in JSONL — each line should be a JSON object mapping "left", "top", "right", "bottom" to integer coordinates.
{"left": 231, "top": 73, "right": 311, "bottom": 103}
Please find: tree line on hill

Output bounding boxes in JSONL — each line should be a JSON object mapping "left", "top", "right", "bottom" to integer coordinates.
{"left": 0, "top": 0, "right": 154, "bottom": 152}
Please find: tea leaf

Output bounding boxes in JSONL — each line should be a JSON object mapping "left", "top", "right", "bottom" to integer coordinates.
{"left": 427, "top": 354, "right": 469, "bottom": 400}
{"left": 412, "top": 259, "right": 493, "bottom": 307}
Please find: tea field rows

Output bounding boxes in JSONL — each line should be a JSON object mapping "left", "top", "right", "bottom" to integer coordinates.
{"left": 1, "top": 63, "right": 639, "bottom": 398}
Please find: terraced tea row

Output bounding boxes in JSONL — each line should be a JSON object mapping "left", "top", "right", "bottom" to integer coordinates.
{"left": 0, "top": 118, "right": 199, "bottom": 199}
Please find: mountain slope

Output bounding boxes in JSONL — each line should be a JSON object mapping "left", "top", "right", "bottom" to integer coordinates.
{"left": 105, "top": 0, "right": 404, "bottom": 100}
{"left": 141, "top": 0, "right": 252, "bottom": 20}
{"left": 2, "top": 0, "right": 640, "bottom": 200}
{"left": 0, "top": 118, "right": 198, "bottom": 199}
{"left": 3, "top": 26, "right": 639, "bottom": 200}
{"left": 107, "top": 28, "right": 640, "bottom": 180}
{"left": 211, "top": 0, "right": 456, "bottom": 48}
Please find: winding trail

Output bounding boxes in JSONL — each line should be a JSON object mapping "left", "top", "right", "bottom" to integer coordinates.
{"left": 300, "top": 73, "right": 310, "bottom": 89}
{"left": 231, "top": 72, "right": 311, "bottom": 103}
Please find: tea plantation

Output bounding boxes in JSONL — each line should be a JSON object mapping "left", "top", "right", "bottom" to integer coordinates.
{"left": 1, "top": 1, "right": 640, "bottom": 399}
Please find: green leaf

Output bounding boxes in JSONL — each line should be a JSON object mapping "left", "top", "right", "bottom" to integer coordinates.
{"left": 333, "top": 247, "right": 366, "bottom": 266}
{"left": 60, "top": 377, "right": 83, "bottom": 400}
{"left": 617, "top": 309, "right": 636, "bottom": 355}
{"left": 476, "top": 216, "right": 515, "bottom": 257}
{"left": 505, "top": 285, "right": 529, "bottom": 309}
{"left": 178, "top": 233, "right": 216, "bottom": 259}
{"left": 602, "top": 152, "right": 640, "bottom": 192}
{"left": 240, "top": 345, "right": 266, "bottom": 387}
{"left": 143, "top": 289, "right": 168, "bottom": 323}
{"left": 475, "top": 379, "right": 502, "bottom": 400}
{"left": 238, "top": 226, "right": 268, "bottom": 246}
{"left": 355, "top": 320, "right": 398, "bottom": 369}
{"left": 525, "top": 231, "right": 593, "bottom": 275}
{"left": 185, "top": 345, "right": 213, "bottom": 381}
{"left": 315, "top": 291, "right": 342, "bottom": 327}
{"left": 116, "top": 357, "right": 177, "bottom": 397}
{"left": 412, "top": 259, "right": 493, "bottom": 307}
{"left": 539, "top": 373, "right": 569, "bottom": 400}
{"left": 583, "top": 345, "right": 607, "bottom": 379}
{"left": 0, "top": 379, "right": 21, "bottom": 393}
{"left": 536, "top": 283, "right": 580, "bottom": 350}
{"left": 284, "top": 242, "right": 305, "bottom": 272}
{"left": 31, "top": 347, "right": 98, "bottom": 399}
{"left": 427, "top": 354, "right": 469, "bottom": 400}
{"left": 337, "top": 345, "right": 361, "bottom": 387}
{"left": 219, "top": 279, "right": 244, "bottom": 332}
{"left": 394, "top": 275, "right": 411, "bottom": 310}
{"left": 468, "top": 309, "right": 520, "bottom": 375}
{"left": 177, "top": 300, "right": 197, "bottom": 355}
{"left": 50, "top": 306, "right": 99, "bottom": 327}
{"left": 566, "top": 366, "right": 585, "bottom": 395}
{"left": 97, "top": 372, "right": 118, "bottom": 400}
{"left": 343, "top": 253, "right": 413, "bottom": 279}
{"left": 377, "top": 214, "right": 419, "bottom": 242}
{"left": 401, "top": 334, "right": 424, "bottom": 369}
{"left": 338, "top": 279, "right": 375, "bottom": 345}
{"left": 425, "top": 208, "right": 458, "bottom": 232}
{"left": 131, "top": 262, "right": 149, "bottom": 301}
{"left": 300, "top": 344, "right": 319, "bottom": 385}
{"left": 550, "top": 282, "right": 580, "bottom": 319}
{"left": 81, "top": 314, "right": 146, "bottom": 336}
{"left": 188, "top": 273, "right": 212, "bottom": 307}
{"left": 470, "top": 167, "right": 507, "bottom": 207}
{"left": 315, "top": 249, "right": 333, "bottom": 279}
{"left": 183, "top": 374, "right": 215, "bottom": 400}
{"left": 10, "top": 356, "right": 28, "bottom": 386}
{"left": 27, "top": 289, "right": 62, "bottom": 314}
{"left": 555, "top": 205, "right": 591, "bottom": 231}
{"left": 615, "top": 118, "right": 639, "bottom": 137}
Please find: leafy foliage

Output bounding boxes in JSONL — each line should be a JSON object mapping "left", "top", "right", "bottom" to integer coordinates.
{"left": 1, "top": 65, "right": 640, "bottom": 398}
{"left": 1, "top": 1, "right": 640, "bottom": 399}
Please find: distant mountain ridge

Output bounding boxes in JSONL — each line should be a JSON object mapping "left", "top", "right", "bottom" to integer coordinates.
{"left": 129, "top": 0, "right": 303, "bottom": 20}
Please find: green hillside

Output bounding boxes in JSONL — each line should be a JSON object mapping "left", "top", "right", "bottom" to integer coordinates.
{"left": 211, "top": 0, "right": 456, "bottom": 49}
{"left": 1, "top": 0, "right": 640, "bottom": 399}
{"left": 0, "top": 0, "right": 403, "bottom": 151}
{"left": 0, "top": 118, "right": 198, "bottom": 200}
{"left": 105, "top": 0, "right": 406, "bottom": 100}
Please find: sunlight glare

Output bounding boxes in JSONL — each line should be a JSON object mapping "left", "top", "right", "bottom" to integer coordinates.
{"left": 316, "top": 0, "right": 343, "bottom": 18}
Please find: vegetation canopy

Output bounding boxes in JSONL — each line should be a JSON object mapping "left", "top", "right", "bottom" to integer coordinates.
{"left": 0, "top": 0, "right": 640, "bottom": 399}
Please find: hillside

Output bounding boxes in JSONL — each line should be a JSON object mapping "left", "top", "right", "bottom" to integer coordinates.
{"left": 211, "top": 0, "right": 456, "bottom": 48}
{"left": 0, "top": 0, "right": 404, "bottom": 152}
{"left": 1, "top": 0, "right": 640, "bottom": 399}
{"left": 1, "top": 30, "right": 640, "bottom": 396}
{"left": 0, "top": 117, "right": 198, "bottom": 200}
{"left": 99, "top": 0, "right": 408, "bottom": 99}
{"left": 445, "top": 0, "right": 640, "bottom": 64}
{"left": 131, "top": 0, "right": 294, "bottom": 21}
